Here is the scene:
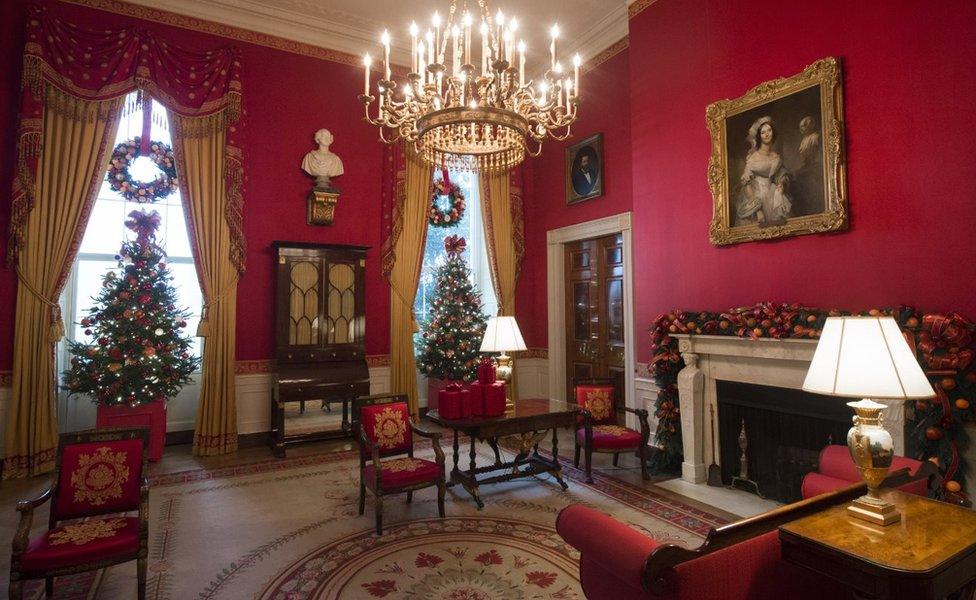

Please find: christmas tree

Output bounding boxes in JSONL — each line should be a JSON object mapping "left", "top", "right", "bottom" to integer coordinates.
{"left": 416, "top": 235, "right": 489, "bottom": 382}
{"left": 63, "top": 210, "right": 199, "bottom": 406}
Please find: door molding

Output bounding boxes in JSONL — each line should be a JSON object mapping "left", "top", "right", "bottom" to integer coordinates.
{"left": 546, "top": 212, "right": 635, "bottom": 413}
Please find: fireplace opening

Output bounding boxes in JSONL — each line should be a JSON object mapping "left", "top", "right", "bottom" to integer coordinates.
{"left": 716, "top": 381, "right": 851, "bottom": 503}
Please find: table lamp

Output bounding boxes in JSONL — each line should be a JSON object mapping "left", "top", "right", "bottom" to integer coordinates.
{"left": 480, "top": 316, "right": 527, "bottom": 410}
{"left": 803, "top": 316, "right": 935, "bottom": 526}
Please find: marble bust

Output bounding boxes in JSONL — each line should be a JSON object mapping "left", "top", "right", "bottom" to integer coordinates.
{"left": 301, "top": 128, "right": 344, "bottom": 190}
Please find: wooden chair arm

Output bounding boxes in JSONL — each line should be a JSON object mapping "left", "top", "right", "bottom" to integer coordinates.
{"left": 622, "top": 406, "right": 652, "bottom": 444}
{"left": 12, "top": 488, "right": 51, "bottom": 557}
{"left": 139, "top": 476, "right": 150, "bottom": 530}
{"left": 621, "top": 406, "right": 649, "bottom": 419}
{"left": 358, "top": 429, "right": 383, "bottom": 490}
{"left": 412, "top": 423, "right": 446, "bottom": 466}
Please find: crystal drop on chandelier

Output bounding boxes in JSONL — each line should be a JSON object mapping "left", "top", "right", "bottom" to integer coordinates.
{"left": 359, "top": 1, "right": 582, "bottom": 173}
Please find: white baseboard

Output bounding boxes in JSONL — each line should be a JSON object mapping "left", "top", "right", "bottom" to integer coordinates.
{"left": 236, "top": 365, "right": 391, "bottom": 435}
{"left": 516, "top": 358, "right": 549, "bottom": 399}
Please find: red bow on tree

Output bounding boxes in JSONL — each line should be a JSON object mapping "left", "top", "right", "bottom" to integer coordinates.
{"left": 125, "top": 209, "right": 162, "bottom": 250}
{"left": 444, "top": 235, "right": 466, "bottom": 256}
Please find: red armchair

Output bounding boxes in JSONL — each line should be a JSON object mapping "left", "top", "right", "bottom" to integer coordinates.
{"left": 353, "top": 394, "right": 446, "bottom": 535}
{"left": 9, "top": 428, "right": 149, "bottom": 600}
{"left": 573, "top": 378, "right": 650, "bottom": 483}
{"left": 801, "top": 445, "right": 930, "bottom": 499}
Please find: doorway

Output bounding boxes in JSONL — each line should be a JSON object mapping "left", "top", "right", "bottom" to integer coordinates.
{"left": 546, "top": 213, "right": 635, "bottom": 417}
{"left": 564, "top": 233, "right": 626, "bottom": 404}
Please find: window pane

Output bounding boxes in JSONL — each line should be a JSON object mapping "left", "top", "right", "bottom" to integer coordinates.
{"left": 73, "top": 260, "right": 119, "bottom": 341}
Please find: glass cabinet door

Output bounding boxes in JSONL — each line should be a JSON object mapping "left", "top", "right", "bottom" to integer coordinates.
{"left": 326, "top": 261, "right": 360, "bottom": 345}
{"left": 286, "top": 258, "right": 322, "bottom": 346}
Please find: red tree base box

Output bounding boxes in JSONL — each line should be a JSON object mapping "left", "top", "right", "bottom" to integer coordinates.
{"left": 96, "top": 401, "right": 166, "bottom": 461}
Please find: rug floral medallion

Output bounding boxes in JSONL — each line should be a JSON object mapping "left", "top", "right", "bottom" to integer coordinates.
{"left": 71, "top": 441, "right": 728, "bottom": 600}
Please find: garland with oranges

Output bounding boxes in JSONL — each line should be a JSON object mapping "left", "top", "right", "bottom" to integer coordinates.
{"left": 649, "top": 303, "right": 973, "bottom": 505}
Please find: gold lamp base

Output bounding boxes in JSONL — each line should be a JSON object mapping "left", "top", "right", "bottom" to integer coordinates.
{"left": 847, "top": 494, "right": 901, "bottom": 526}
{"left": 494, "top": 352, "right": 516, "bottom": 414}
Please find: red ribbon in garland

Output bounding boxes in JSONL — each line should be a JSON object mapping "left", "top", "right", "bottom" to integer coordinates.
{"left": 444, "top": 235, "right": 466, "bottom": 256}
{"left": 125, "top": 209, "right": 162, "bottom": 250}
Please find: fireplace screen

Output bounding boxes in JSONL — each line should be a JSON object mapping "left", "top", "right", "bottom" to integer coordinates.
{"left": 716, "top": 381, "right": 851, "bottom": 502}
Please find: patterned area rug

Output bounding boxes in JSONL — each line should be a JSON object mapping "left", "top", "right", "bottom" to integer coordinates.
{"left": 29, "top": 442, "right": 729, "bottom": 599}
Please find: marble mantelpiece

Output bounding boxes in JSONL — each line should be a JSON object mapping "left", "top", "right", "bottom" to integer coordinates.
{"left": 673, "top": 334, "right": 910, "bottom": 485}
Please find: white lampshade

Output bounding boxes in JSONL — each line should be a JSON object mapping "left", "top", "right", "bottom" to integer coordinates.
{"left": 480, "top": 316, "right": 527, "bottom": 353}
{"left": 802, "top": 316, "right": 935, "bottom": 399}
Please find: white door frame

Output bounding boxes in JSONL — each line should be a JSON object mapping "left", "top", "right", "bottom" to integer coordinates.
{"left": 546, "top": 213, "right": 636, "bottom": 414}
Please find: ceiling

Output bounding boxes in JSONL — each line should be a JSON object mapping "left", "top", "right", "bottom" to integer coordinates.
{"left": 121, "top": 0, "right": 629, "bottom": 71}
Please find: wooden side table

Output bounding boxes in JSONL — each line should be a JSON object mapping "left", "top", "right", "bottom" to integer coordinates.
{"left": 779, "top": 489, "right": 976, "bottom": 600}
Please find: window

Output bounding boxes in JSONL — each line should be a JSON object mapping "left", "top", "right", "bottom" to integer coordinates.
{"left": 414, "top": 170, "right": 498, "bottom": 328}
{"left": 57, "top": 93, "right": 203, "bottom": 429}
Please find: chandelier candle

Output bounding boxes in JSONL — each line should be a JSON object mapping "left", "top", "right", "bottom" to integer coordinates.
{"left": 360, "top": 0, "right": 581, "bottom": 172}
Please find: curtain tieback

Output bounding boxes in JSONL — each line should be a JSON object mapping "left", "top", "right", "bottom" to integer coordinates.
{"left": 390, "top": 283, "right": 420, "bottom": 333}
{"left": 197, "top": 279, "right": 237, "bottom": 338}
{"left": 16, "top": 266, "right": 64, "bottom": 342}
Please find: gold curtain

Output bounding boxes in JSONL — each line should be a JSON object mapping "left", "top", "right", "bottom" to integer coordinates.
{"left": 480, "top": 171, "right": 525, "bottom": 399}
{"left": 388, "top": 149, "right": 432, "bottom": 418}
{"left": 4, "top": 89, "right": 122, "bottom": 478}
{"left": 170, "top": 112, "right": 240, "bottom": 456}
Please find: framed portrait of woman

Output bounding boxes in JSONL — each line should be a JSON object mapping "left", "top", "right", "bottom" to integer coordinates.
{"left": 706, "top": 57, "right": 848, "bottom": 245}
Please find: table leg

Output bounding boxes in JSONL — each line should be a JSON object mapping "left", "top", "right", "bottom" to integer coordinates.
{"left": 468, "top": 435, "right": 484, "bottom": 509}
{"left": 452, "top": 429, "right": 460, "bottom": 473}
{"left": 488, "top": 438, "right": 502, "bottom": 465}
{"left": 552, "top": 427, "right": 568, "bottom": 490}
{"left": 469, "top": 435, "right": 477, "bottom": 473}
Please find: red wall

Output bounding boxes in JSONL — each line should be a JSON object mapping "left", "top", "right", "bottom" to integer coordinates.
{"left": 0, "top": 0, "right": 390, "bottom": 371}
{"left": 517, "top": 48, "right": 633, "bottom": 348}
{"left": 629, "top": 0, "right": 976, "bottom": 362}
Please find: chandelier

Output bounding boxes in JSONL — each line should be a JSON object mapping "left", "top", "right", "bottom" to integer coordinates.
{"left": 359, "top": 0, "right": 581, "bottom": 173}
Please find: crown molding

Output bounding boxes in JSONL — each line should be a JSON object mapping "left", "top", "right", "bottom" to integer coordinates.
{"left": 74, "top": 0, "right": 629, "bottom": 72}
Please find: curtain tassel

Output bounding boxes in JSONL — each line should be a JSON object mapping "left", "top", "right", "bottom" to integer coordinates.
{"left": 197, "top": 306, "right": 211, "bottom": 338}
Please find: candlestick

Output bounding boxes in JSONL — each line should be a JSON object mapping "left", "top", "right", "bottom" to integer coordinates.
{"left": 381, "top": 30, "right": 391, "bottom": 81}
{"left": 550, "top": 24, "right": 559, "bottom": 70}
{"left": 417, "top": 41, "right": 426, "bottom": 86}
{"left": 463, "top": 12, "right": 472, "bottom": 65}
{"left": 432, "top": 11, "right": 442, "bottom": 64}
{"left": 363, "top": 53, "right": 371, "bottom": 96}
{"left": 452, "top": 26, "right": 461, "bottom": 74}
{"left": 517, "top": 40, "right": 526, "bottom": 86}
{"left": 573, "top": 54, "right": 581, "bottom": 98}
{"left": 410, "top": 22, "right": 419, "bottom": 73}
{"left": 480, "top": 21, "right": 488, "bottom": 74}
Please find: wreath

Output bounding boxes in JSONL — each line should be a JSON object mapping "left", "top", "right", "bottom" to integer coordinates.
{"left": 107, "top": 136, "right": 179, "bottom": 203}
{"left": 428, "top": 178, "right": 465, "bottom": 227}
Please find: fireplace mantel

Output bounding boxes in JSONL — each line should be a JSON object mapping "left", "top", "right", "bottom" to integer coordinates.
{"left": 673, "top": 334, "right": 910, "bottom": 485}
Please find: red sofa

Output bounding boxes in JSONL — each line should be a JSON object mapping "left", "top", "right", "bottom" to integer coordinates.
{"left": 801, "top": 445, "right": 928, "bottom": 499}
{"left": 557, "top": 504, "right": 853, "bottom": 600}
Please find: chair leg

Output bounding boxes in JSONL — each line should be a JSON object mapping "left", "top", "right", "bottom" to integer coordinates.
{"left": 45, "top": 577, "right": 53, "bottom": 598}
{"left": 406, "top": 490, "right": 412, "bottom": 504}
{"left": 137, "top": 557, "right": 147, "bottom": 600}
{"left": 612, "top": 453, "right": 620, "bottom": 467}
{"left": 374, "top": 495, "right": 384, "bottom": 535}
{"left": 358, "top": 480, "right": 366, "bottom": 515}
{"left": 9, "top": 578, "right": 23, "bottom": 600}
{"left": 574, "top": 439, "right": 580, "bottom": 468}
{"left": 639, "top": 443, "right": 649, "bottom": 481}
{"left": 437, "top": 481, "right": 446, "bottom": 518}
{"left": 584, "top": 444, "right": 594, "bottom": 484}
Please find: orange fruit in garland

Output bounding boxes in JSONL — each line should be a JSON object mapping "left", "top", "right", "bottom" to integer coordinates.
{"left": 941, "top": 377, "right": 957, "bottom": 391}
{"left": 906, "top": 316, "right": 920, "bottom": 328}
{"left": 955, "top": 398, "right": 970, "bottom": 410}
{"left": 945, "top": 480, "right": 962, "bottom": 493}
{"left": 925, "top": 426, "right": 943, "bottom": 441}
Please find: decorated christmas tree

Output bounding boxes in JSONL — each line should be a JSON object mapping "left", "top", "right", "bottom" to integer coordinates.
{"left": 63, "top": 210, "right": 199, "bottom": 406}
{"left": 416, "top": 235, "right": 489, "bottom": 382}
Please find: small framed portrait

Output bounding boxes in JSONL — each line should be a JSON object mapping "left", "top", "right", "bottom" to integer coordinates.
{"left": 707, "top": 57, "right": 848, "bottom": 245}
{"left": 566, "top": 133, "right": 604, "bottom": 204}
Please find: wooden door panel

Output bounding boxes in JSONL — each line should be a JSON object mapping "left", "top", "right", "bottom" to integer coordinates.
{"left": 565, "top": 233, "right": 626, "bottom": 405}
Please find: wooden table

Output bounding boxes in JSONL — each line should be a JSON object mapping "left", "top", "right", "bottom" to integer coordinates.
{"left": 779, "top": 489, "right": 976, "bottom": 600}
{"left": 426, "top": 398, "right": 577, "bottom": 509}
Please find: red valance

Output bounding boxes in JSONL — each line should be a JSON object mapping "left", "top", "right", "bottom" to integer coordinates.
{"left": 9, "top": 5, "right": 245, "bottom": 269}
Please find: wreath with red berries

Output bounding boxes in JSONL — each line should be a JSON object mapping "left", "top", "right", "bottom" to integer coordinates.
{"left": 106, "top": 137, "right": 179, "bottom": 203}
{"left": 428, "top": 178, "right": 465, "bottom": 227}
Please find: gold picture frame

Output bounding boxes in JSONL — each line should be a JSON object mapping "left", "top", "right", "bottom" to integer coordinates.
{"left": 566, "top": 132, "right": 604, "bottom": 204}
{"left": 707, "top": 57, "right": 847, "bottom": 245}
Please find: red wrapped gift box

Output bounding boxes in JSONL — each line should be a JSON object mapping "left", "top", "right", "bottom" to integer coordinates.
{"left": 477, "top": 357, "right": 496, "bottom": 384}
{"left": 438, "top": 383, "right": 465, "bottom": 419}
{"left": 483, "top": 382, "right": 506, "bottom": 416}
{"left": 459, "top": 388, "right": 474, "bottom": 417}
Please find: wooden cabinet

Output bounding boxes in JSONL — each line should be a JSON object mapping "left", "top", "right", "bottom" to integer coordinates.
{"left": 270, "top": 242, "right": 370, "bottom": 457}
